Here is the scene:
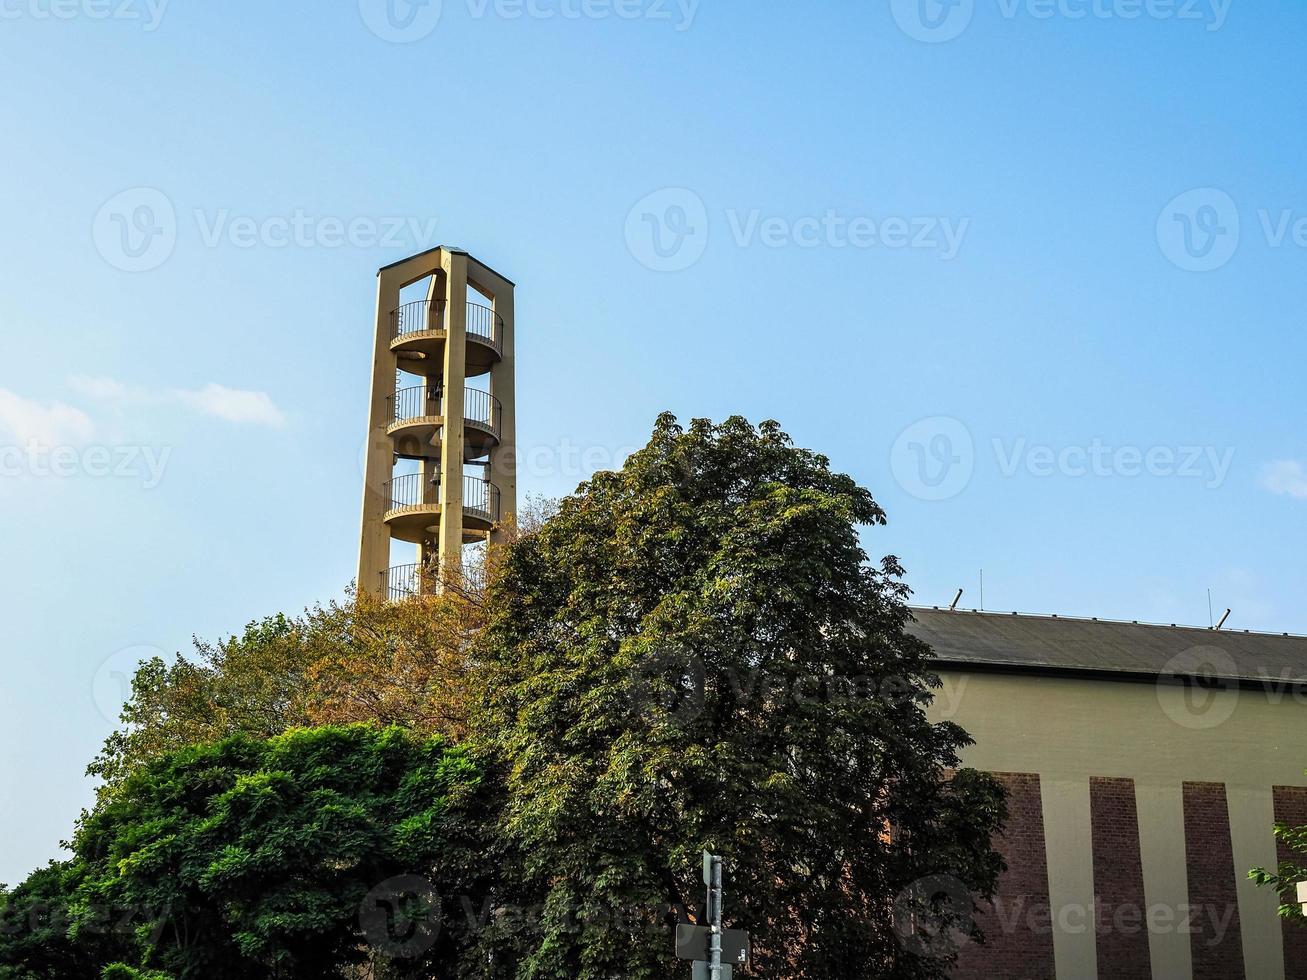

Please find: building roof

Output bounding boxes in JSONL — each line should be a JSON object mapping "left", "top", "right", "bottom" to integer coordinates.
{"left": 376, "top": 246, "right": 516, "bottom": 286}
{"left": 907, "top": 607, "right": 1307, "bottom": 686}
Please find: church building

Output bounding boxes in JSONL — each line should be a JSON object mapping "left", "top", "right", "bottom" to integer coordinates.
{"left": 913, "top": 608, "right": 1307, "bottom": 980}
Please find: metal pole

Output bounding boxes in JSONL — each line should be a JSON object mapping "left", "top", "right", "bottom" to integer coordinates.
{"left": 709, "top": 856, "right": 722, "bottom": 980}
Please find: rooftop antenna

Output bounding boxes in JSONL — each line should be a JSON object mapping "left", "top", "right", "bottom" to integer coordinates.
{"left": 979, "top": 569, "right": 985, "bottom": 612}
{"left": 1207, "top": 589, "right": 1214, "bottom": 629}
{"left": 949, "top": 588, "right": 963, "bottom": 611}
{"left": 1214, "top": 608, "right": 1232, "bottom": 631}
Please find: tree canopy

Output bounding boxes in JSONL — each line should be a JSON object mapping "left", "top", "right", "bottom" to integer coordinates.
{"left": 88, "top": 590, "right": 484, "bottom": 798}
{"left": 469, "top": 413, "right": 1005, "bottom": 978}
{"left": 5, "top": 726, "right": 489, "bottom": 980}
{"left": 0, "top": 860, "right": 132, "bottom": 979}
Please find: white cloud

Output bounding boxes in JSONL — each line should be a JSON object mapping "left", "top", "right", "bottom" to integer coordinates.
{"left": 1260, "top": 460, "right": 1307, "bottom": 500}
{"left": 0, "top": 388, "right": 96, "bottom": 446}
{"left": 68, "top": 376, "right": 285, "bottom": 429}
{"left": 172, "top": 383, "right": 285, "bottom": 427}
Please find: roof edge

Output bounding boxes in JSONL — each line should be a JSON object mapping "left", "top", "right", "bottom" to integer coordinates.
{"left": 927, "top": 656, "right": 1307, "bottom": 691}
{"left": 377, "top": 245, "right": 516, "bottom": 286}
{"left": 909, "top": 605, "right": 1307, "bottom": 641}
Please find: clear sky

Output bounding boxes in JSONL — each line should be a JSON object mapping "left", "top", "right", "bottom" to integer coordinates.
{"left": 2, "top": 0, "right": 1305, "bottom": 884}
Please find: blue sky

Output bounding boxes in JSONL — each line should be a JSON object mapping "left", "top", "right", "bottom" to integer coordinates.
{"left": 2, "top": 0, "right": 1305, "bottom": 883}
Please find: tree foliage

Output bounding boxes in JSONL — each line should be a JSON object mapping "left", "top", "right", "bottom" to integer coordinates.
{"left": 88, "top": 615, "right": 314, "bottom": 793}
{"left": 0, "top": 861, "right": 133, "bottom": 979}
{"left": 1251, "top": 817, "right": 1307, "bottom": 921}
{"left": 72, "top": 726, "right": 488, "bottom": 979}
{"left": 89, "top": 592, "right": 484, "bottom": 797}
{"left": 470, "top": 414, "right": 1006, "bottom": 978}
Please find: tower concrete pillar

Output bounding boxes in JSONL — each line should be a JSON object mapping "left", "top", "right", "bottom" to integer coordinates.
{"left": 490, "top": 284, "right": 517, "bottom": 541}
{"left": 358, "top": 275, "right": 400, "bottom": 596}
{"left": 437, "top": 252, "right": 468, "bottom": 582}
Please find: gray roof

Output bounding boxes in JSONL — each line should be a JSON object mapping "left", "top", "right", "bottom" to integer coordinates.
{"left": 908, "top": 607, "right": 1307, "bottom": 686}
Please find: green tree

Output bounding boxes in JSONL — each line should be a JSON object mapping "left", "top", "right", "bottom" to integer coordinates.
{"left": 88, "top": 614, "right": 316, "bottom": 794}
{"left": 100, "top": 966, "right": 174, "bottom": 980}
{"left": 0, "top": 861, "right": 136, "bottom": 979}
{"left": 89, "top": 588, "right": 490, "bottom": 798}
{"left": 70, "top": 725, "right": 491, "bottom": 979}
{"left": 1251, "top": 815, "right": 1307, "bottom": 921}
{"left": 469, "top": 414, "right": 1006, "bottom": 979}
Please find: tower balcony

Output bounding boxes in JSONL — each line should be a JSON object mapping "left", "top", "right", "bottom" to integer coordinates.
{"left": 383, "top": 562, "right": 420, "bottom": 601}
{"left": 381, "top": 559, "right": 487, "bottom": 600}
{"left": 389, "top": 300, "right": 503, "bottom": 377}
{"left": 381, "top": 472, "right": 501, "bottom": 544}
{"left": 386, "top": 386, "right": 502, "bottom": 460}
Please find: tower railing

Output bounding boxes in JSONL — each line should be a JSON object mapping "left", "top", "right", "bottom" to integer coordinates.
{"left": 390, "top": 299, "right": 447, "bottom": 340}
{"left": 383, "top": 472, "right": 439, "bottom": 512}
{"left": 388, "top": 385, "right": 502, "bottom": 438}
{"left": 463, "top": 388, "right": 502, "bottom": 437}
{"left": 382, "top": 557, "right": 486, "bottom": 599}
{"left": 389, "top": 384, "right": 440, "bottom": 424}
{"left": 390, "top": 299, "right": 503, "bottom": 354}
{"left": 383, "top": 563, "right": 419, "bottom": 601}
{"left": 382, "top": 472, "right": 502, "bottom": 524}
{"left": 462, "top": 474, "right": 501, "bottom": 523}
{"left": 465, "top": 302, "right": 504, "bottom": 353}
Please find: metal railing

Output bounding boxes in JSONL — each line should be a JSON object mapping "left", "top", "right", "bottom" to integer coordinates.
{"left": 390, "top": 299, "right": 447, "bottom": 341}
{"left": 381, "top": 472, "right": 501, "bottom": 524}
{"left": 382, "top": 559, "right": 486, "bottom": 601}
{"left": 389, "top": 384, "right": 441, "bottom": 425}
{"left": 383, "top": 563, "right": 419, "bottom": 601}
{"left": 461, "top": 473, "right": 501, "bottom": 523}
{"left": 383, "top": 472, "right": 439, "bottom": 512}
{"left": 463, "top": 388, "right": 502, "bottom": 436}
{"left": 388, "top": 384, "right": 502, "bottom": 437}
{"left": 390, "top": 299, "right": 503, "bottom": 355}
{"left": 464, "top": 302, "right": 504, "bottom": 352}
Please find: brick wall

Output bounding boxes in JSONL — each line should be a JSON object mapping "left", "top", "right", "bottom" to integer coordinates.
{"left": 951, "top": 773, "right": 1056, "bottom": 980}
{"left": 1183, "top": 781, "right": 1246, "bottom": 979}
{"left": 1089, "top": 776, "right": 1151, "bottom": 978}
{"left": 1273, "top": 786, "right": 1307, "bottom": 980}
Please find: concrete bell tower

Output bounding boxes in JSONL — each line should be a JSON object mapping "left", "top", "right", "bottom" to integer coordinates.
{"left": 358, "top": 247, "right": 516, "bottom": 597}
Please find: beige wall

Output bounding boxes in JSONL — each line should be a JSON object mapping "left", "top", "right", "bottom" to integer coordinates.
{"left": 928, "top": 669, "right": 1307, "bottom": 979}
